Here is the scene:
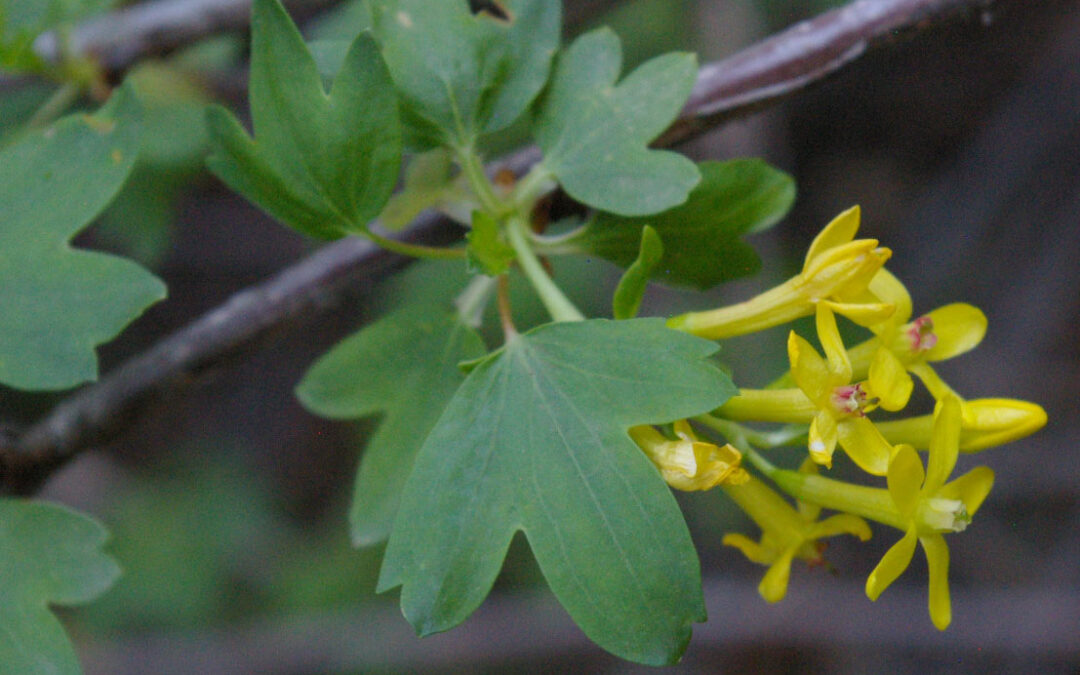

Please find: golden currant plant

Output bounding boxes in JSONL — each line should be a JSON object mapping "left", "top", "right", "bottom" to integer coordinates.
{"left": 0, "top": 0, "right": 1050, "bottom": 671}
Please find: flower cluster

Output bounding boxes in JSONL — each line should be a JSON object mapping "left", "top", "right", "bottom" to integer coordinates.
{"left": 634, "top": 207, "right": 1046, "bottom": 629}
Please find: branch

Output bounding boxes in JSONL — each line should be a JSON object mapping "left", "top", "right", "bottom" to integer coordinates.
{"left": 34, "top": 0, "right": 341, "bottom": 76}
{"left": 0, "top": 0, "right": 997, "bottom": 492}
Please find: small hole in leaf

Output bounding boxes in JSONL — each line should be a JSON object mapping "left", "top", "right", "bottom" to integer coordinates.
{"left": 468, "top": 0, "right": 513, "bottom": 22}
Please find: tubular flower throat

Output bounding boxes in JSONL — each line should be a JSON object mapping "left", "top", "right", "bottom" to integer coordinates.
{"left": 629, "top": 420, "right": 749, "bottom": 491}
{"left": 667, "top": 206, "right": 894, "bottom": 340}
{"left": 722, "top": 467, "right": 871, "bottom": 603}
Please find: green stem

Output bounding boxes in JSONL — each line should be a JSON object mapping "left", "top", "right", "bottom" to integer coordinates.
{"left": 511, "top": 164, "right": 556, "bottom": 211}
{"left": 694, "top": 415, "right": 807, "bottom": 449}
{"left": 364, "top": 230, "right": 465, "bottom": 261}
{"left": 456, "top": 146, "right": 503, "bottom": 216}
{"left": 506, "top": 217, "right": 585, "bottom": 323}
{"left": 26, "top": 83, "right": 81, "bottom": 128}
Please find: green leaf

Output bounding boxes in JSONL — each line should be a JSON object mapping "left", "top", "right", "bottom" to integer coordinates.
{"left": 0, "top": 499, "right": 120, "bottom": 675}
{"left": 296, "top": 310, "right": 486, "bottom": 546}
{"left": 613, "top": 225, "right": 663, "bottom": 320}
{"left": 563, "top": 159, "right": 796, "bottom": 289}
{"left": 533, "top": 28, "right": 699, "bottom": 217}
{"left": 465, "top": 210, "right": 515, "bottom": 276}
{"left": 379, "top": 318, "right": 736, "bottom": 665}
{"left": 368, "top": 0, "right": 560, "bottom": 149}
{"left": 0, "top": 83, "right": 165, "bottom": 390}
{"left": 205, "top": 0, "right": 400, "bottom": 239}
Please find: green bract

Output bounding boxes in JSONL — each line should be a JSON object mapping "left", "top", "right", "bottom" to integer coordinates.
{"left": 206, "top": 0, "right": 400, "bottom": 239}
{"left": 368, "top": 0, "right": 560, "bottom": 149}
{"left": 378, "top": 319, "right": 736, "bottom": 665}
{"left": 466, "top": 210, "right": 515, "bottom": 276}
{"left": 0, "top": 83, "right": 165, "bottom": 390}
{"left": 296, "top": 310, "right": 486, "bottom": 546}
{"left": 0, "top": 500, "right": 120, "bottom": 675}
{"left": 533, "top": 28, "right": 700, "bottom": 217}
{"left": 612, "top": 225, "right": 663, "bottom": 320}
{"left": 560, "top": 159, "right": 795, "bottom": 289}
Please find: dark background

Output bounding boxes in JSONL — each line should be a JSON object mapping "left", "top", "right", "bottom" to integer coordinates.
{"left": 4, "top": 0, "right": 1077, "bottom": 672}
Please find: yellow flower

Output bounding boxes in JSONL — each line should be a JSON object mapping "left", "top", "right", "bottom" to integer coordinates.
{"left": 875, "top": 397, "right": 1047, "bottom": 452}
{"left": 846, "top": 269, "right": 987, "bottom": 409}
{"left": 668, "top": 206, "right": 894, "bottom": 339}
{"left": 771, "top": 395, "right": 994, "bottom": 630}
{"left": 722, "top": 467, "right": 871, "bottom": 603}
{"left": 629, "top": 420, "right": 749, "bottom": 491}
{"left": 787, "top": 304, "right": 895, "bottom": 474}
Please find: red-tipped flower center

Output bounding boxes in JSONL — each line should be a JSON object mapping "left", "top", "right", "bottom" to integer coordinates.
{"left": 831, "top": 383, "right": 869, "bottom": 416}
{"left": 907, "top": 315, "right": 938, "bottom": 353}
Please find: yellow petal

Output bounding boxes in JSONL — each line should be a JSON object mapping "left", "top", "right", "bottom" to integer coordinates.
{"left": 809, "top": 412, "right": 838, "bottom": 468}
{"left": 809, "top": 513, "right": 872, "bottom": 541}
{"left": 925, "top": 395, "right": 962, "bottom": 492}
{"left": 804, "top": 205, "right": 861, "bottom": 268}
{"left": 815, "top": 304, "right": 852, "bottom": 381}
{"left": 868, "top": 347, "right": 914, "bottom": 412}
{"left": 908, "top": 361, "right": 960, "bottom": 401}
{"left": 722, "top": 533, "right": 773, "bottom": 565}
{"left": 920, "top": 534, "right": 952, "bottom": 630}
{"left": 887, "top": 444, "right": 924, "bottom": 518}
{"left": 759, "top": 547, "right": 798, "bottom": 603}
{"left": 836, "top": 416, "right": 892, "bottom": 475}
{"left": 923, "top": 303, "right": 987, "bottom": 362}
{"left": 866, "top": 528, "right": 918, "bottom": 601}
{"left": 788, "top": 331, "right": 833, "bottom": 404}
{"left": 940, "top": 466, "right": 995, "bottom": 516}
{"left": 867, "top": 268, "right": 913, "bottom": 326}
{"left": 958, "top": 399, "right": 1047, "bottom": 450}
{"left": 821, "top": 299, "right": 896, "bottom": 327}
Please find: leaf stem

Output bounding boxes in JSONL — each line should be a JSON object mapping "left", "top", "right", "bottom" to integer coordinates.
{"left": 26, "top": 83, "right": 81, "bottom": 129}
{"left": 363, "top": 229, "right": 465, "bottom": 260}
{"left": 506, "top": 217, "right": 585, "bottom": 323}
{"left": 496, "top": 274, "right": 518, "bottom": 339}
{"left": 456, "top": 146, "right": 504, "bottom": 216}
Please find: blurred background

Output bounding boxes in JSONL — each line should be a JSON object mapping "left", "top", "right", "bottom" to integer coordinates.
{"left": 2, "top": 0, "right": 1078, "bottom": 672}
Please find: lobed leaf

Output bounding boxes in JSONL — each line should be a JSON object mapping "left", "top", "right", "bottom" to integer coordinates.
{"left": 0, "top": 499, "right": 121, "bottom": 675}
{"left": 296, "top": 310, "right": 486, "bottom": 546}
{"left": 562, "top": 160, "right": 795, "bottom": 289}
{"left": 0, "top": 83, "right": 166, "bottom": 390}
{"left": 379, "top": 319, "right": 737, "bottom": 665}
{"left": 205, "top": 0, "right": 400, "bottom": 239}
{"left": 533, "top": 28, "right": 700, "bottom": 217}
{"left": 367, "top": 0, "right": 560, "bottom": 149}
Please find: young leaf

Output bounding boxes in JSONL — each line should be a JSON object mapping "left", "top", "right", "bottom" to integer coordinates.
{"left": 0, "top": 499, "right": 121, "bottom": 675}
{"left": 0, "top": 83, "right": 166, "bottom": 390}
{"left": 613, "top": 225, "right": 663, "bottom": 320}
{"left": 205, "top": 0, "right": 400, "bottom": 239}
{"left": 296, "top": 310, "right": 486, "bottom": 546}
{"left": 466, "top": 211, "right": 515, "bottom": 276}
{"left": 367, "top": 0, "right": 560, "bottom": 149}
{"left": 379, "top": 319, "right": 737, "bottom": 665}
{"left": 533, "top": 28, "right": 700, "bottom": 217}
{"left": 562, "top": 159, "right": 795, "bottom": 289}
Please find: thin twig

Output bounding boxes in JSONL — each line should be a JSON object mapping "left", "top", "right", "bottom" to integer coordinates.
{"left": 0, "top": 0, "right": 998, "bottom": 492}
